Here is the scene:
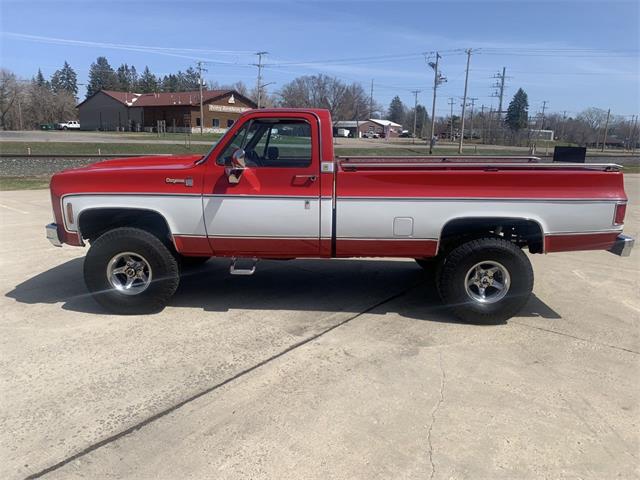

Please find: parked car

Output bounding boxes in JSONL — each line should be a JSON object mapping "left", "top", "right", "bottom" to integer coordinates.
{"left": 46, "top": 108, "right": 634, "bottom": 322}
{"left": 399, "top": 130, "right": 414, "bottom": 138}
{"left": 56, "top": 120, "right": 80, "bottom": 130}
{"left": 363, "top": 131, "right": 379, "bottom": 139}
{"left": 335, "top": 128, "right": 350, "bottom": 138}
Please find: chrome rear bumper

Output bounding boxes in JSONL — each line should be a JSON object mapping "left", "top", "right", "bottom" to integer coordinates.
{"left": 608, "top": 234, "right": 634, "bottom": 257}
{"left": 46, "top": 223, "right": 62, "bottom": 247}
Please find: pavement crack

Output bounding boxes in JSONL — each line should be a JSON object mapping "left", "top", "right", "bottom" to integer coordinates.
{"left": 511, "top": 321, "right": 639, "bottom": 355}
{"left": 427, "top": 351, "right": 446, "bottom": 480}
{"left": 24, "top": 283, "right": 421, "bottom": 480}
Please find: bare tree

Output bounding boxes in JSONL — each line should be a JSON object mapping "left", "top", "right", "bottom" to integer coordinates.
{"left": 0, "top": 69, "right": 20, "bottom": 130}
{"left": 279, "top": 74, "right": 370, "bottom": 121}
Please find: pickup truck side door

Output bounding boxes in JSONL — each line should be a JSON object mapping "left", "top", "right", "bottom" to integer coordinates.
{"left": 202, "top": 112, "right": 321, "bottom": 257}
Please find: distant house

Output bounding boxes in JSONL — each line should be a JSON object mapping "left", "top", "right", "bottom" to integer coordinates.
{"left": 333, "top": 119, "right": 403, "bottom": 138}
{"left": 77, "top": 89, "right": 257, "bottom": 132}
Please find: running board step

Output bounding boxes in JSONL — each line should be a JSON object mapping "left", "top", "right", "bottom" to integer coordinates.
{"left": 230, "top": 257, "right": 258, "bottom": 276}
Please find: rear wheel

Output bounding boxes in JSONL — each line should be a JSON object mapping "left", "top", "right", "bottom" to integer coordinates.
{"left": 436, "top": 237, "right": 533, "bottom": 324}
{"left": 84, "top": 227, "right": 179, "bottom": 314}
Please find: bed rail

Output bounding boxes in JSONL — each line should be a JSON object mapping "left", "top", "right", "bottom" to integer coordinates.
{"left": 337, "top": 156, "right": 622, "bottom": 172}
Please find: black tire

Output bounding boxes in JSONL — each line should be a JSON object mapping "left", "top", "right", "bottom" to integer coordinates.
{"left": 84, "top": 227, "right": 180, "bottom": 314}
{"left": 436, "top": 237, "right": 533, "bottom": 324}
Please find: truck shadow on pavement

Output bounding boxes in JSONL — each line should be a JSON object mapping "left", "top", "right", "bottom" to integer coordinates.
{"left": 6, "top": 257, "right": 561, "bottom": 324}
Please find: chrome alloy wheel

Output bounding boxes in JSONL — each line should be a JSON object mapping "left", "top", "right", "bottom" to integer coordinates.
{"left": 464, "top": 261, "right": 511, "bottom": 304}
{"left": 106, "top": 252, "right": 153, "bottom": 296}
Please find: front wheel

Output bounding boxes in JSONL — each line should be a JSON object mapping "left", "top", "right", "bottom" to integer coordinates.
{"left": 84, "top": 227, "right": 180, "bottom": 314}
{"left": 436, "top": 237, "right": 534, "bottom": 324}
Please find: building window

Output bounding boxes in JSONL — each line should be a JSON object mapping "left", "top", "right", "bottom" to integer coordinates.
{"left": 212, "top": 118, "right": 220, "bottom": 128}
{"left": 227, "top": 119, "right": 234, "bottom": 128}
{"left": 196, "top": 117, "right": 201, "bottom": 127}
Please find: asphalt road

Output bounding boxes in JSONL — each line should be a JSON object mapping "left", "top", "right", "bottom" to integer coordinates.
{"left": 1, "top": 177, "right": 638, "bottom": 480}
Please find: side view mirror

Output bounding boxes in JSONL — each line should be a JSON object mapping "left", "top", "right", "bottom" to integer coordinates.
{"left": 225, "top": 148, "right": 246, "bottom": 184}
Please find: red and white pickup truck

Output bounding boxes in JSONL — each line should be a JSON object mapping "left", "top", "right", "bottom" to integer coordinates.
{"left": 46, "top": 108, "right": 634, "bottom": 322}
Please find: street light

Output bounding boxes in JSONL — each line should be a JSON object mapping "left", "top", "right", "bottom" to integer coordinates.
{"left": 258, "top": 82, "right": 275, "bottom": 108}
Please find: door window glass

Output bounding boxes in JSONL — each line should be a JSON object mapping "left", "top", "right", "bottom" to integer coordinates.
{"left": 217, "top": 119, "right": 312, "bottom": 168}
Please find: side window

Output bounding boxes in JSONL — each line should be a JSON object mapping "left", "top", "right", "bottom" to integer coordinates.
{"left": 217, "top": 119, "right": 312, "bottom": 168}
{"left": 212, "top": 118, "right": 220, "bottom": 128}
{"left": 256, "top": 121, "right": 312, "bottom": 168}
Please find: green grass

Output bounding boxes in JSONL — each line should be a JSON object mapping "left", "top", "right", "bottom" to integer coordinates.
{"left": 0, "top": 176, "right": 50, "bottom": 190}
{"left": 0, "top": 142, "right": 211, "bottom": 155}
{"left": 2, "top": 138, "right": 638, "bottom": 158}
{"left": 54, "top": 130, "right": 224, "bottom": 142}
{"left": 334, "top": 146, "right": 542, "bottom": 157}
{"left": 623, "top": 165, "right": 640, "bottom": 174}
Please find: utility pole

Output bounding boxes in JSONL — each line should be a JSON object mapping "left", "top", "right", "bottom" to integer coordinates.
{"left": 491, "top": 67, "right": 508, "bottom": 143}
{"left": 196, "top": 61, "right": 207, "bottom": 134}
{"left": 369, "top": 79, "right": 374, "bottom": 118}
{"left": 458, "top": 48, "right": 473, "bottom": 153}
{"left": 601, "top": 108, "right": 611, "bottom": 152}
{"left": 496, "top": 67, "right": 506, "bottom": 117}
{"left": 447, "top": 97, "right": 455, "bottom": 141}
{"left": 480, "top": 104, "right": 486, "bottom": 143}
{"left": 631, "top": 114, "right": 638, "bottom": 154}
{"left": 468, "top": 97, "right": 477, "bottom": 142}
{"left": 254, "top": 51, "right": 268, "bottom": 108}
{"left": 539, "top": 100, "right": 548, "bottom": 129}
{"left": 560, "top": 110, "right": 567, "bottom": 142}
{"left": 411, "top": 89, "right": 420, "bottom": 143}
{"left": 427, "top": 52, "right": 446, "bottom": 154}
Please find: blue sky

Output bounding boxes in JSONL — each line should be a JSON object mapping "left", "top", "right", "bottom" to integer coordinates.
{"left": 1, "top": 0, "right": 638, "bottom": 119}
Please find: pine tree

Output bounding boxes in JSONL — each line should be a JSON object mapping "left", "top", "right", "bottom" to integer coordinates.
{"left": 50, "top": 61, "right": 78, "bottom": 96}
{"left": 505, "top": 88, "right": 529, "bottom": 131}
{"left": 138, "top": 66, "right": 158, "bottom": 93}
{"left": 161, "top": 74, "right": 179, "bottom": 92}
{"left": 387, "top": 96, "right": 405, "bottom": 124}
{"left": 87, "top": 57, "right": 118, "bottom": 97}
{"left": 34, "top": 69, "right": 49, "bottom": 90}
{"left": 178, "top": 67, "right": 200, "bottom": 90}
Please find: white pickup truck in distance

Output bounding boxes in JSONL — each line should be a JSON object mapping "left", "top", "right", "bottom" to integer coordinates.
{"left": 57, "top": 120, "right": 80, "bottom": 130}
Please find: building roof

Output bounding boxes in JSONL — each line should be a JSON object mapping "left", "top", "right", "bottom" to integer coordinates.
{"left": 333, "top": 120, "right": 373, "bottom": 128}
{"left": 78, "top": 89, "right": 256, "bottom": 108}
{"left": 370, "top": 119, "right": 402, "bottom": 127}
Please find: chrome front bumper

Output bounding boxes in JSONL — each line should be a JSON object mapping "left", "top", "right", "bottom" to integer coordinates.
{"left": 608, "top": 234, "right": 634, "bottom": 257}
{"left": 46, "top": 223, "right": 63, "bottom": 247}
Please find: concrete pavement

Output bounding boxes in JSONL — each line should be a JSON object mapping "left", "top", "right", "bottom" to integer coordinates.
{"left": 0, "top": 177, "right": 638, "bottom": 479}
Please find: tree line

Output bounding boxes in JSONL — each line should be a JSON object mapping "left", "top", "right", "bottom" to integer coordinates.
{"left": 0, "top": 56, "right": 637, "bottom": 149}
{"left": 0, "top": 64, "right": 78, "bottom": 130}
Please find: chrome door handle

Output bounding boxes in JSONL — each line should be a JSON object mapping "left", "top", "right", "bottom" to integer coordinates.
{"left": 293, "top": 175, "right": 317, "bottom": 182}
